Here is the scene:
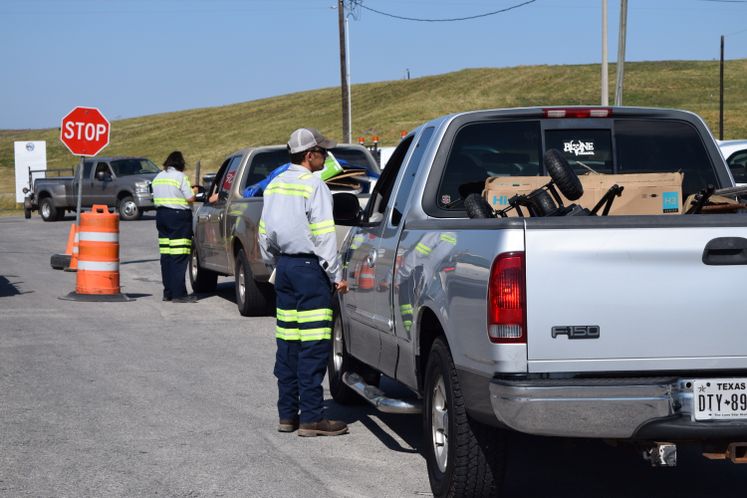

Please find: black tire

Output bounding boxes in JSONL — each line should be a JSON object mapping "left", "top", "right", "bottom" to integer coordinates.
{"left": 328, "top": 302, "right": 380, "bottom": 405}
{"left": 118, "top": 195, "right": 142, "bottom": 221}
{"left": 526, "top": 188, "right": 558, "bottom": 216}
{"left": 235, "top": 247, "right": 274, "bottom": 316}
{"left": 189, "top": 245, "right": 218, "bottom": 293}
{"left": 50, "top": 253, "right": 71, "bottom": 270}
{"left": 464, "top": 193, "right": 495, "bottom": 219}
{"left": 544, "top": 149, "right": 583, "bottom": 201}
{"left": 423, "top": 338, "right": 505, "bottom": 498}
{"left": 39, "top": 197, "right": 62, "bottom": 222}
{"left": 24, "top": 207, "right": 32, "bottom": 219}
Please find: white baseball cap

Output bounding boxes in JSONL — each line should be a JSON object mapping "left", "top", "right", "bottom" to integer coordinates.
{"left": 287, "top": 128, "right": 337, "bottom": 154}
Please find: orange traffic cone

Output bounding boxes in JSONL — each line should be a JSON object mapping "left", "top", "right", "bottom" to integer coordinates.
{"left": 51, "top": 223, "right": 77, "bottom": 270}
{"left": 64, "top": 224, "right": 79, "bottom": 271}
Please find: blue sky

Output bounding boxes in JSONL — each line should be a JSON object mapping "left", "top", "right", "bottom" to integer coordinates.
{"left": 1, "top": 0, "right": 746, "bottom": 130}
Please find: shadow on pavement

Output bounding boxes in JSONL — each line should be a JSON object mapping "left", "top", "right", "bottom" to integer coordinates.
{"left": 0, "top": 275, "right": 33, "bottom": 297}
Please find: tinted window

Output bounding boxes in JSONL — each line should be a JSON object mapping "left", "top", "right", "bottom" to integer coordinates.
{"left": 244, "top": 150, "right": 289, "bottom": 188}
{"left": 83, "top": 161, "right": 94, "bottom": 178}
{"left": 727, "top": 150, "right": 747, "bottom": 184}
{"left": 438, "top": 121, "right": 541, "bottom": 209}
{"left": 219, "top": 156, "right": 242, "bottom": 194}
{"left": 615, "top": 119, "right": 718, "bottom": 196}
{"left": 330, "top": 146, "right": 380, "bottom": 175}
{"left": 392, "top": 127, "right": 435, "bottom": 225}
{"left": 110, "top": 158, "right": 159, "bottom": 176}
{"left": 545, "top": 129, "right": 613, "bottom": 174}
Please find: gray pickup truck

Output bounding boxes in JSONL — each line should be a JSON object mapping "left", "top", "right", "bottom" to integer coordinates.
{"left": 188, "top": 143, "right": 380, "bottom": 316}
{"left": 329, "top": 106, "right": 747, "bottom": 497}
{"left": 24, "top": 156, "right": 159, "bottom": 221}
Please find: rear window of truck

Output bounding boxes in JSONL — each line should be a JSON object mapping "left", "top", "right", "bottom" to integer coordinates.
{"left": 435, "top": 118, "right": 718, "bottom": 210}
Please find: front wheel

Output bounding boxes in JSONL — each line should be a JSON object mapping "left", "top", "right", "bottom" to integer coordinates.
{"left": 328, "top": 305, "right": 380, "bottom": 405}
{"left": 189, "top": 245, "right": 218, "bottom": 293}
{"left": 235, "top": 248, "right": 274, "bottom": 316}
{"left": 118, "top": 195, "right": 142, "bottom": 221}
{"left": 423, "top": 338, "right": 505, "bottom": 498}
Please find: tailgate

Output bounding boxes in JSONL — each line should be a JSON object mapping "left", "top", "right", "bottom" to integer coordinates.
{"left": 525, "top": 218, "right": 747, "bottom": 373}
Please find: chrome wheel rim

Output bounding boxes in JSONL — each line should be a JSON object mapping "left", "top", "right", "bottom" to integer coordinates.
{"left": 431, "top": 374, "right": 449, "bottom": 473}
{"left": 41, "top": 202, "right": 51, "bottom": 218}
{"left": 120, "top": 200, "right": 137, "bottom": 218}
{"left": 237, "top": 264, "right": 246, "bottom": 303}
{"left": 332, "top": 317, "right": 343, "bottom": 375}
{"left": 190, "top": 250, "right": 198, "bottom": 280}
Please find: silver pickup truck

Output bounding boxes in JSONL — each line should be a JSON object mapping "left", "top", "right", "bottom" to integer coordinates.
{"left": 328, "top": 106, "right": 747, "bottom": 497}
{"left": 24, "top": 156, "right": 159, "bottom": 221}
{"left": 189, "top": 143, "right": 380, "bottom": 316}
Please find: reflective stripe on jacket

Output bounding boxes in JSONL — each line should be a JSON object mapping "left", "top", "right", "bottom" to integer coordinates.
{"left": 152, "top": 167, "right": 193, "bottom": 210}
{"left": 259, "top": 164, "right": 341, "bottom": 283}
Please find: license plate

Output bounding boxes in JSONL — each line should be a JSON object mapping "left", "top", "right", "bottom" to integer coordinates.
{"left": 693, "top": 378, "right": 747, "bottom": 421}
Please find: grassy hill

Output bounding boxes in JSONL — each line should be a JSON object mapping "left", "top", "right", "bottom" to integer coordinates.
{"left": 2, "top": 59, "right": 746, "bottom": 211}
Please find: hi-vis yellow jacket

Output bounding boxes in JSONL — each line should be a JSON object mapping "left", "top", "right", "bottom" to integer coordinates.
{"left": 259, "top": 164, "right": 341, "bottom": 283}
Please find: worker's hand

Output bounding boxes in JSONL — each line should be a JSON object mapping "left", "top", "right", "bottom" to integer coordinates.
{"left": 335, "top": 280, "right": 349, "bottom": 294}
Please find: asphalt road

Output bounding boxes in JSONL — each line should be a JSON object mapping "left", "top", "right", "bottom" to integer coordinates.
{"left": 1, "top": 214, "right": 746, "bottom": 497}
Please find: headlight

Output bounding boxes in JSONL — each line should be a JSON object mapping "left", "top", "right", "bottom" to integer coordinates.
{"left": 135, "top": 181, "right": 151, "bottom": 194}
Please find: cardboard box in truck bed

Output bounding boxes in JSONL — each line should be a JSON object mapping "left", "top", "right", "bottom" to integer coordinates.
{"left": 483, "top": 172, "right": 684, "bottom": 216}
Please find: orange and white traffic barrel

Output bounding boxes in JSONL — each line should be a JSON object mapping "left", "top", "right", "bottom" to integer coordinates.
{"left": 61, "top": 205, "right": 131, "bottom": 302}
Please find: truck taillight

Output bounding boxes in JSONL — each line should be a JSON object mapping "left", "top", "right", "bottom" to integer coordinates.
{"left": 544, "top": 107, "right": 611, "bottom": 118}
{"left": 487, "top": 252, "right": 526, "bottom": 344}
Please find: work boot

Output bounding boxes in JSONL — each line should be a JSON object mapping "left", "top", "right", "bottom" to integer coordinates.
{"left": 162, "top": 292, "right": 172, "bottom": 302}
{"left": 277, "top": 418, "right": 300, "bottom": 433}
{"left": 172, "top": 295, "right": 198, "bottom": 303}
{"left": 298, "top": 419, "right": 348, "bottom": 437}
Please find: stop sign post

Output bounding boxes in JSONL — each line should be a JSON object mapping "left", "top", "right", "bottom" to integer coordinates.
{"left": 59, "top": 106, "right": 111, "bottom": 228}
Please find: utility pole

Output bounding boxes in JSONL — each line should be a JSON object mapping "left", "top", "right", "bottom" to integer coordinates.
{"left": 614, "top": 0, "right": 628, "bottom": 106}
{"left": 719, "top": 35, "right": 724, "bottom": 140}
{"left": 601, "top": 0, "right": 608, "bottom": 106}
{"left": 338, "top": 0, "right": 351, "bottom": 143}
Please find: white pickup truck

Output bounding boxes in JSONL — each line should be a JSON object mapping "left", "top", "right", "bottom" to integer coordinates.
{"left": 329, "top": 106, "right": 747, "bottom": 497}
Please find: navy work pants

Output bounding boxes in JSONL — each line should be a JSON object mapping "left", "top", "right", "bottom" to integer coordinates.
{"left": 273, "top": 254, "right": 333, "bottom": 424}
{"left": 156, "top": 207, "right": 193, "bottom": 300}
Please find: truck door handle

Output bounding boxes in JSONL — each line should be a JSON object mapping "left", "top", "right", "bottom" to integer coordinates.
{"left": 366, "top": 250, "right": 377, "bottom": 268}
{"left": 702, "top": 237, "right": 747, "bottom": 265}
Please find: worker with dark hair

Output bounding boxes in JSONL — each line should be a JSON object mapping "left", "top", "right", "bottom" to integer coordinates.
{"left": 152, "top": 151, "right": 197, "bottom": 303}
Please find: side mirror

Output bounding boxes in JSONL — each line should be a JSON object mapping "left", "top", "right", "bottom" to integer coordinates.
{"left": 96, "top": 171, "right": 110, "bottom": 181}
{"left": 333, "top": 192, "right": 362, "bottom": 226}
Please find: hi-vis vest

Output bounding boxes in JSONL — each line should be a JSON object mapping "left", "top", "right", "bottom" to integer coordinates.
{"left": 259, "top": 164, "right": 341, "bottom": 283}
{"left": 152, "top": 167, "right": 193, "bottom": 210}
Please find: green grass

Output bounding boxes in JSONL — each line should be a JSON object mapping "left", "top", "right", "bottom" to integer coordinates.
{"left": 2, "top": 59, "right": 746, "bottom": 213}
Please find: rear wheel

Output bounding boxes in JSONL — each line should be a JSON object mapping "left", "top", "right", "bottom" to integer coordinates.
{"left": 235, "top": 247, "right": 274, "bottom": 316}
{"left": 189, "top": 245, "right": 218, "bottom": 293}
{"left": 423, "top": 338, "right": 505, "bottom": 498}
{"left": 39, "top": 197, "right": 62, "bottom": 222}
{"left": 118, "top": 195, "right": 142, "bottom": 221}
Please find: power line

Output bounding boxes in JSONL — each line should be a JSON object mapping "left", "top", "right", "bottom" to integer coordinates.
{"left": 351, "top": 0, "right": 537, "bottom": 22}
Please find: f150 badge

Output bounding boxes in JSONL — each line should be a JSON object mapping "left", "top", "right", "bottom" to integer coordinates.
{"left": 552, "top": 325, "right": 600, "bottom": 339}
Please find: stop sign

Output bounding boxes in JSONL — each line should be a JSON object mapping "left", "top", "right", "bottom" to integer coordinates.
{"left": 60, "top": 106, "right": 111, "bottom": 156}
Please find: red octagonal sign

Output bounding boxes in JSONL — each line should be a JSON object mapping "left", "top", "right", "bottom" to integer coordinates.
{"left": 60, "top": 106, "right": 111, "bottom": 156}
